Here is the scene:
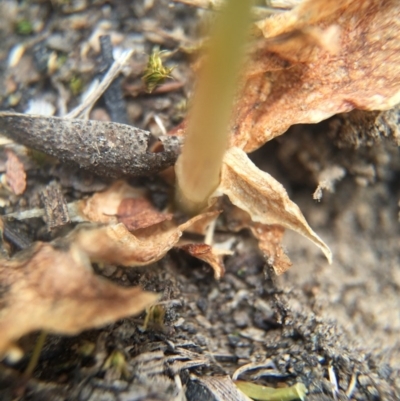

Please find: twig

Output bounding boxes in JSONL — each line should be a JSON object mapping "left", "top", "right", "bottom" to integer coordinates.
{"left": 0, "top": 112, "right": 182, "bottom": 177}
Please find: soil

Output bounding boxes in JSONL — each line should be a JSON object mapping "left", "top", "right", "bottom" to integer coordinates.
{"left": 0, "top": 1, "right": 399, "bottom": 400}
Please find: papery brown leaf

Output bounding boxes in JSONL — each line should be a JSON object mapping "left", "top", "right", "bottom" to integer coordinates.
{"left": 0, "top": 242, "right": 158, "bottom": 357}
{"left": 74, "top": 211, "right": 222, "bottom": 268}
{"left": 178, "top": 243, "right": 228, "bottom": 279}
{"left": 182, "top": 209, "right": 221, "bottom": 236}
{"left": 218, "top": 147, "right": 332, "bottom": 264}
{"left": 224, "top": 204, "right": 291, "bottom": 275}
{"left": 117, "top": 197, "right": 173, "bottom": 231}
{"left": 75, "top": 222, "right": 182, "bottom": 267}
{"left": 5, "top": 150, "right": 26, "bottom": 195}
{"left": 232, "top": 0, "right": 400, "bottom": 151}
{"left": 249, "top": 224, "right": 292, "bottom": 275}
{"left": 79, "top": 181, "right": 172, "bottom": 231}
{"left": 79, "top": 181, "right": 144, "bottom": 224}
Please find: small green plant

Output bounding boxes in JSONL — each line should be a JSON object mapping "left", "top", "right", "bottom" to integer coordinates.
{"left": 103, "top": 350, "right": 129, "bottom": 379}
{"left": 142, "top": 47, "right": 174, "bottom": 93}
{"left": 142, "top": 304, "right": 166, "bottom": 331}
{"left": 15, "top": 19, "right": 33, "bottom": 35}
{"left": 69, "top": 76, "right": 84, "bottom": 96}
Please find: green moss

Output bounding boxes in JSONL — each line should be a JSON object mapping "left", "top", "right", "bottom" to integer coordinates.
{"left": 142, "top": 304, "right": 166, "bottom": 331}
{"left": 142, "top": 47, "right": 174, "bottom": 93}
{"left": 15, "top": 19, "right": 33, "bottom": 35}
{"left": 69, "top": 76, "right": 84, "bottom": 96}
{"left": 27, "top": 148, "right": 55, "bottom": 167}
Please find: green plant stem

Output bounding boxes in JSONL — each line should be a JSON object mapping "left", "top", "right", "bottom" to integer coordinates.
{"left": 24, "top": 331, "right": 47, "bottom": 377}
{"left": 175, "top": 0, "right": 253, "bottom": 215}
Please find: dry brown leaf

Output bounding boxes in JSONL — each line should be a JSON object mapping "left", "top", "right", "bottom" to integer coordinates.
{"left": 79, "top": 181, "right": 173, "bottom": 231}
{"left": 232, "top": 0, "right": 400, "bottom": 151}
{"left": 225, "top": 204, "right": 292, "bottom": 275}
{"left": 182, "top": 209, "right": 221, "bottom": 236}
{"left": 218, "top": 147, "right": 332, "bottom": 264}
{"left": 4, "top": 149, "right": 26, "bottom": 195}
{"left": 73, "top": 211, "right": 222, "bottom": 268}
{"left": 79, "top": 181, "right": 144, "bottom": 224}
{"left": 75, "top": 222, "right": 182, "bottom": 267}
{"left": 249, "top": 224, "right": 292, "bottom": 275}
{"left": 0, "top": 242, "right": 158, "bottom": 357}
{"left": 117, "top": 197, "right": 173, "bottom": 231}
{"left": 178, "top": 243, "right": 228, "bottom": 279}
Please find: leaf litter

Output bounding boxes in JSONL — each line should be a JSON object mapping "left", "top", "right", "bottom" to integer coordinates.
{"left": 0, "top": 241, "right": 158, "bottom": 358}
{"left": 0, "top": 0, "right": 338, "bottom": 360}
{"left": 231, "top": 0, "right": 400, "bottom": 151}
{"left": 0, "top": 0, "right": 400, "bottom": 398}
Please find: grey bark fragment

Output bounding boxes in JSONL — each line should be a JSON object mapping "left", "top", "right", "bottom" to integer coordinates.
{"left": 0, "top": 112, "right": 181, "bottom": 177}
{"left": 41, "top": 181, "right": 70, "bottom": 231}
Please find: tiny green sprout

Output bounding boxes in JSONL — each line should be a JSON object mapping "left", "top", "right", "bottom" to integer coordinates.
{"left": 142, "top": 304, "right": 166, "bottom": 331}
{"left": 57, "top": 53, "right": 68, "bottom": 68}
{"left": 77, "top": 341, "right": 96, "bottom": 357}
{"left": 24, "top": 331, "right": 47, "bottom": 377}
{"left": 235, "top": 381, "right": 308, "bottom": 401}
{"left": 27, "top": 148, "right": 54, "bottom": 167}
{"left": 142, "top": 47, "right": 174, "bottom": 93}
{"left": 173, "top": 98, "right": 188, "bottom": 122}
{"left": 15, "top": 19, "right": 33, "bottom": 35}
{"left": 103, "top": 350, "right": 130, "bottom": 379}
{"left": 69, "top": 76, "right": 84, "bottom": 96}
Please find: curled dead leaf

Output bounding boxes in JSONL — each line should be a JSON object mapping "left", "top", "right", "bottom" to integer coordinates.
{"left": 178, "top": 243, "right": 229, "bottom": 279}
{"left": 75, "top": 222, "right": 182, "bottom": 267}
{"left": 182, "top": 209, "right": 221, "bottom": 236}
{"left": 224, "top": 204, "right": 291, "bottom": 275}
{"left": 73, "top": 211, "right": 223, "bottom": 268}
{"left": 117, "top": 197, "right": 173, "bottom": 231}
{"left": 79, "top": 181, "right": 144, "bottom": 224}
{"left": 200, "top": 215, "right": 291, "bottom": 276}
{"left": 217, "top": 147, "right": 332, "bottom": 265}
{"left": 233, "top": 0, "right": 400, "bottom": 151}
{"left": 0, "top": 242, "right": 158, "bottom": 357}
{"left": 79, "top": 180, "right": 173, "bottom": 231}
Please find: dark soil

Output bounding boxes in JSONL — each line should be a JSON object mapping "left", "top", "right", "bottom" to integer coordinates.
{"left": 0, "top": 1, "right": 399, "bottom": 400}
